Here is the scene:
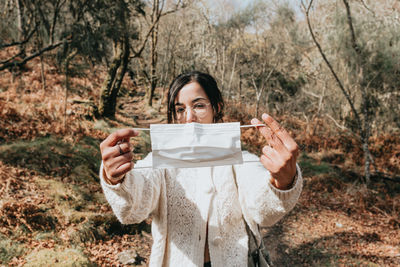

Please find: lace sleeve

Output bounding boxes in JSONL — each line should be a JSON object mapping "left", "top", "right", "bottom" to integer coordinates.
{"left": 100, "top": 153, "right": 165, "bottom": 224}
{"left": 234, "top": 151, "right": 303, "bottom": 227}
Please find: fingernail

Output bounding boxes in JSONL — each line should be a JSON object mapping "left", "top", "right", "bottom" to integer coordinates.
{"left": 262, "top": 113, "right": 269, "bottom": 120}
{"left": 251, "top": 118, "right": 258, "bottom": 124}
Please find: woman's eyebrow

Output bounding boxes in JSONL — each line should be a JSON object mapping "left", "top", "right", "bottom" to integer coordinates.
{"left": 175, "top": 97, "right": 208, "bottom": 106}
{"left": 192, "top": 97, "right": 208, "bottom": 103}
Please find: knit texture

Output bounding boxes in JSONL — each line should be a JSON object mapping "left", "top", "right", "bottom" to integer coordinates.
{"left": 100, "top": 151, "right": 303, "bottom": 267}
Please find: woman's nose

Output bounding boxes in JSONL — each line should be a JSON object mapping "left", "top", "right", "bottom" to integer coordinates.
{"left": 185, "top": 108, "right": 197, "bottom": 123}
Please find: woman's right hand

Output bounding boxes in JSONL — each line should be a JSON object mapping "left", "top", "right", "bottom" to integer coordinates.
{"left": 100, "top": 128, "right": 139, "bottom": 184}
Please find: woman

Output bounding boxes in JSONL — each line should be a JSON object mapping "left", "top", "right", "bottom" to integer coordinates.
{"left": 100, "top": 71, "right": 302, "bottom": 267}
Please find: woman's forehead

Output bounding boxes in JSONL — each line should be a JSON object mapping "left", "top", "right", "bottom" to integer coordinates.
{"left": 175, "top": 82, "right": 209, "bottom": 103}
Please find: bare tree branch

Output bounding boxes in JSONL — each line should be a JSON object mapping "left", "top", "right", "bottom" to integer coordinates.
{"left": 0, "top": 40, "right": 68, "bottom": 71}
{"left": 130, "top": 0, "right": 188, "bottom": 59}
{"left": 0, "top": 28, "right": 37, "bottom": 49}
{"left": 301, "top": 0, "right": 362, "bottom": 130}
{"left": 359, "top": 0, "right": 375, "bottom": 16}
{"left": 342, "top": 0, "right": 375, "bottom": 184}
{"left": 130, "top": 15, "right": 162, "bottom": 58}
{"left": 325, "top": 114, "right": 347, "bottom": 131}
{"left": 0, "top": 52, "right": 24, "bottom": 65}
{"left": 343, "top": 0, "right": 361, "bottom": 55}
{"left": 302, "top": 88, "right": 321, "bottom": 99}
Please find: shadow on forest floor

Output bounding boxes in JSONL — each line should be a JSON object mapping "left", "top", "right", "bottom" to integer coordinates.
{"left": 261, "top": 154, "right": 400, "bottom": 267}
{"left": 264, "top": 221, "right": 399, "bottom": 266}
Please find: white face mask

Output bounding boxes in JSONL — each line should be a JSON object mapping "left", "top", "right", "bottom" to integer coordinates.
{"left": 150, "top": 122, "right": 243, "bottom": 168}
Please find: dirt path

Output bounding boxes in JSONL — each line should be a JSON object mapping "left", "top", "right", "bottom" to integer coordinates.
{"left": 263, "top": 177, "right": 400, "bottom": 266}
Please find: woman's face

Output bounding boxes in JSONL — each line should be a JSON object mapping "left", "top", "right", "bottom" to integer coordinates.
{"left": 174, "top": 82, "right": 214, "bottom": 124}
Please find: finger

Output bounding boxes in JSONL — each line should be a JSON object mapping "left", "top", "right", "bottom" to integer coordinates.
{"left": 250, "top": 118, "right": 265, "bottom": 127}
{"left": 261, "top": 113, "right": 284, "bottom": 134}
{"left": 101, "top": 142, "right": 132, "bottom": 161}
{"left": 263, "top": 145, "right": 297, "bottom": 179}
{"left": 108, "top": 161, "right": 134, "bottom": 180}
{"left": 113, "top": 151, "right": 134, "bottom": 164}
{"left": 252, "top": 117, "right": 286, "bottom": 153}
{"left": 101, "top": 128, "right": 139, "bottom": 149}
{"left": 115, "top": 161, "right": 134, "bottom": 176}
{"left": 261, "top": 113, "right": 299, "bottom": 154}
{"left": 262, "top": 145, "right": 287, "bottom": 167}
{"left": 269, "top": 130, "right": 288, "bottom": 154}
{"left": 260, "top": 154, "right": 278, "bottom": 174}
{"left": 103, "top": 152, "right": 134, "bottom": 176}
{"left": 251, "top": 118, "right": 273, "bottom": 144}
{"left": 262, "top": 145, "right": 275, "bottom": 158}
{"left": 114, "top": 142, "right": 132, "bottom": 157}
{"left": 260, "top": 155, "right": 279, "bottom": 186}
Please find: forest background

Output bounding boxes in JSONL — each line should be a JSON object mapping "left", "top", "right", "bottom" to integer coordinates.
{"left": 0, "top": 0, "right": 399, "bottom": 266}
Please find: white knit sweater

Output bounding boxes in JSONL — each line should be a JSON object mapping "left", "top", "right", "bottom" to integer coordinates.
{"left": 100, "top": 151, "right": 302, "bottom": 267}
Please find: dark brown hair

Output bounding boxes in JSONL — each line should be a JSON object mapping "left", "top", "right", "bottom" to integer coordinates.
{"left": 167, "top": 71, "right": 224, "bottom": 123}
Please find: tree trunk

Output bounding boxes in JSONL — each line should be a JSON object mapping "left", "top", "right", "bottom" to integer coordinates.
{"left": 361, "top": 94, "right": 372, "bottom": 184}
{"left": 252, "top": 78, "right": 263, "bottom": 118}
{"left": 16, "top": 0, "right": 27, "bottom": 58}
{"left": 36, "top": 25, "right": 46, "bottom": 91}
{"left": 147, "top": 0, "right": 160, "bottom": 107}
{"left": 362, "top": 137, "right": 371, "bottom": 184}
{"left": 227, "top": 52, "right": 237, "bottom": 100}
{"left": 40, "top": 54, "right": 46, "bottom": 91}
{"left": 99, "top": 41, "right": 123, "bottom": 117}
{"left": 148, "top": 26, "right": 159, "bottom": 106}
{"left": 99, "top": 33, "right": 130, "bottom": 118}
{"left": 343, "top": 0, "right": 372, "bottom": 184}
{"left": 239, "top": 69, "right": 242, "bottom": 105}
{"left": 305, "top": 0, "right": 374, "bottom": 184}
{"left": 221, "top": 46, "right": 226, "bottom": 90}
{"left": 113, "top": 35, "right": 130, "bottom": 105}
{"left": 63, "top": 50, "right": 77, "bottom": 131}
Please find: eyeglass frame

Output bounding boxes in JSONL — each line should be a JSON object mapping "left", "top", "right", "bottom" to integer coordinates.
{"left": 174, "top": 101, "right": 212, "bottom": 121}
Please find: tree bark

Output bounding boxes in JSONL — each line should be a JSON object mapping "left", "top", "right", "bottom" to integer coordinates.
{"left": 99, "top": 41, "right": 123, "bottom": 117}
{"left": 227, "top": 52, "right": 237, "bottom": 100}
{"left": 16, "top": 0, "right": 27, "bottom": 58}
{"left": 40, "top": 53, "right": 46, "bottom": 91}
{"left": 63, "top": 49, "right": 77, "bottom": 131}
{"left": 148, "top": 0, "right": 160, "bottom": 107}
{"left": 114, "top": 35, "right": 130, "bottom": 103}
{"left": 342, "top": 0, "right": 372, "bottom": 184}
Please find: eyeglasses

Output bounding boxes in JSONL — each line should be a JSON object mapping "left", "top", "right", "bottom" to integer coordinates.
{"left": 175, "top": 102, "right": 211, "bottom": 120}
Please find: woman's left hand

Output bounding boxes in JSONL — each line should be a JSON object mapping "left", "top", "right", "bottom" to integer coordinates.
{"left": 251, "top": 113, "right": 299, "bottom": 190}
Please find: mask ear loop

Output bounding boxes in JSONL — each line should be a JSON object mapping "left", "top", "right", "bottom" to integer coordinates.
{"left": 131, "top": 124, "right": 266, "bottom": 131}
{"left": 131, "top": 128, "right": 151, "bottom": 131}
{"left": 240, "top": 124, "right": 266, "bottom": 128}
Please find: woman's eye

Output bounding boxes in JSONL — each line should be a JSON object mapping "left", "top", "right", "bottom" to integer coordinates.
{"left": 194, "top": 104, "right": 206, "bottom": 109}
{"left": 176, "top": 107, "right": 185, "bottom": 113}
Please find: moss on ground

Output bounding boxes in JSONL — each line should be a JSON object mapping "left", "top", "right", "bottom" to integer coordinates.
{"left": 24, "top": 247, "right": 93, "bottom": 267}
{"left": 299, "top": 153, "right": 336, "bottom": 177}
{"left": 0, "top": 235, "right": 25, "bottom": 264}
{"left": 0, "top": 136, "right": 101, "bottom": 180}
